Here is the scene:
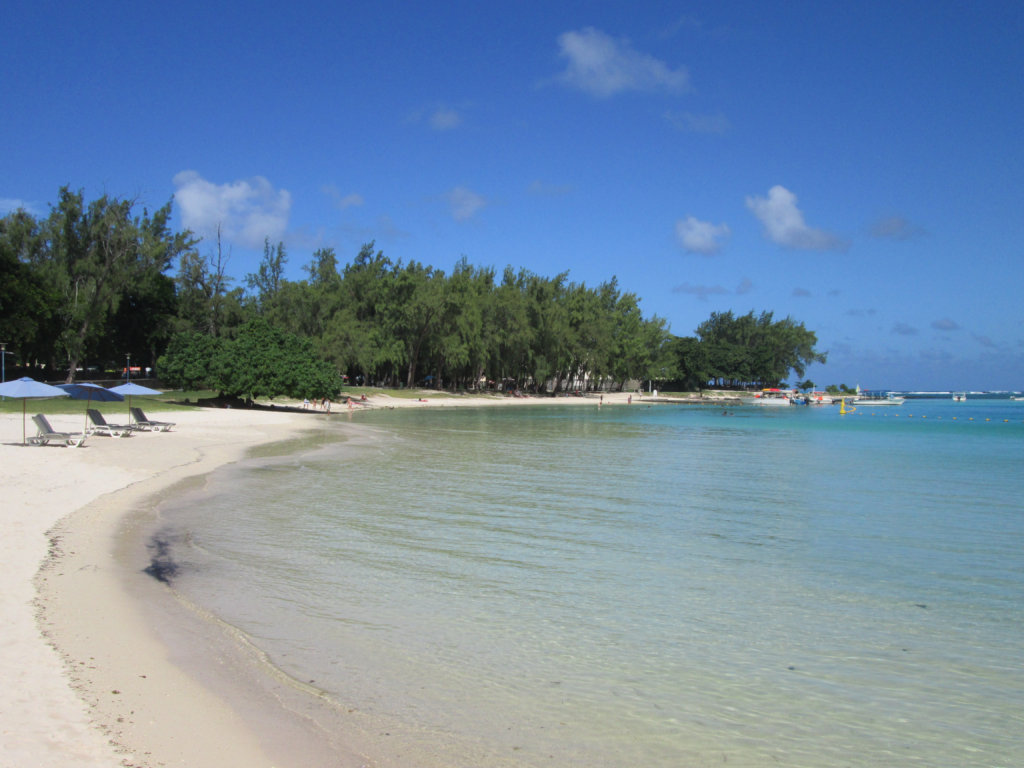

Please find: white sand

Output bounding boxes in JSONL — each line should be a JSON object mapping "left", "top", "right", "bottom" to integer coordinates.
{"left": 1, "top": 407, "right": 309, "bottom": 768}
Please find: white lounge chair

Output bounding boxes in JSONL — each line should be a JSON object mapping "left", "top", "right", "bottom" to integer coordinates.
{"left": 30, "top": 414, "right": 87, "bottom": 447}
{"left": 87, "top": 409, "right": 132, "bottom": 437}
{"left": 130, "top": 407, "right": 174, "bottom": 432}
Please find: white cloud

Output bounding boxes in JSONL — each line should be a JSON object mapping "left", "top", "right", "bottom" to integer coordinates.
{"left": 0, "top": 198, "right": 41, "bottom": 216}
{"left": 173, "top": 171, "right": 291, "bottom": 249}
{"left": 445, "top": 186, "right": 486, "bottom": 222}
{"left": 665, "top": 110, "right": 730, "bottom": 134}
{"left": 672, "top": 282, "right": 729, "bottom": 301}
{"left": 555, "top": 27, "right": 690, "bottom": 98}
{"left": 429, "top": 108, "right": 462, "bottom": 130}
{"left": 745, "top": 185, "right": 847, "bottom": 251}
{"left": 675, "top": 216, "right": 730, "bottom": 255}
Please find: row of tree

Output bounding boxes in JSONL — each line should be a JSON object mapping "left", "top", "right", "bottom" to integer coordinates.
{"left": 1, "top": 188, "right": 827, "bottom": 396}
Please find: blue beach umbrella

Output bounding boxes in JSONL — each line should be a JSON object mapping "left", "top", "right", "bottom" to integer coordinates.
{"left": 109, "top": 382, "right": 162, "bottom": 424}
{"left": 0, "top": 377, "right": 70, "bottom": 445}
{"left": 56, "top": 382, "right": 125, "bottom": 434}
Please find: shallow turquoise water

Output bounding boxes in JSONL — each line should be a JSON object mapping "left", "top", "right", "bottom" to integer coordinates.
{"left": 160, "top": 401, "right": 1024, "bottom": 767}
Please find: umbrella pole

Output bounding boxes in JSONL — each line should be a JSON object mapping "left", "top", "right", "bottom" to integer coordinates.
{"left": 84, "top": 392, "right": 92, "bottom": 434}
{"left": 23, "top": 398, "right": 26, "bottom": 446}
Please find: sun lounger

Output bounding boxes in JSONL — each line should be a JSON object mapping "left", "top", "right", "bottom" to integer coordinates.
{"left": 30, "top": 414, "right": 87, "bottom": 447}
{"left": 87, "top": 409, "right": 132, "bottom": 437}
{"left": 130, "top": 407, "right": 174, "bottom": 432}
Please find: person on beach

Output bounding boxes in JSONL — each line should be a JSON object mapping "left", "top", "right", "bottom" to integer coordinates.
{"left": 303, "top": 398, "right": 310, "bottom": 409}
{"left": 348, "top": 399, "right": 353, "bottom": 413}
{"left": 628, "top": 395, "right": 632, "bottom": 404}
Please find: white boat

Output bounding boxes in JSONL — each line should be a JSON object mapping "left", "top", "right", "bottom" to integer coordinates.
{"left": 751, "top": 389, "right": 794, "bottom": 406}
{"left": 952, "top": 392, "right": 967, "bottom": 402}
{"left": 854, "top": 393, "right": 905, "bottom": 406}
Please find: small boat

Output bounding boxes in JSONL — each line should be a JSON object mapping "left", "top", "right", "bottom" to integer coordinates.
{"left": 1011, "top": 396, "right": 1024, "bottom": 402}
{"left": 853, "top": 393, "right": 905, "bottom": 406}
{"left": 751, "top": 388, "right": 794, "bottom": 406}
{"left": 952, "top": 392, "right": 967, "bottom": 402}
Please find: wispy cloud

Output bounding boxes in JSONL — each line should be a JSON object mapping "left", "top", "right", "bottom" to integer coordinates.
{"left": 736, "top": 277, "right": 754, "bottom": 295}
{"left": 659, "top": 15, "right": 704, "bottom": 39}
{"left": 664, "top": 110, "right": 730, "bottom": 135}
{"left": 322, "top": 184, "right": 364, "bottom": 210}
{"left": 746, "top": 185, "right": 847, "bottom": 251}
{"left": 429, "top": 107, "right": 462, "bottom": 130}
{"left": 408, "top": 104, "right": 464, "bottom": 131}
{"left": 870, "top": 215, "right": 927, "bottom": 240}
{"left": 0, "top": 198, "right": 42, "bottom": 216}
{"left": 675, "top": 216, "right": 730, "bottom": 255}
{"left": 827, "top": 289, "right": 841, "bottom": 297}
{"left": 527, "top": 180, "right": 574, "bottom": 197}
{"left": 845, "top": 308, "right": 877, "bottom": 317}
{"left": 973, "top": 333, "right": 996, "bottom": 348}
{"left": 444, "top": 186, "right": 486, "bottom": 222}
{"left": 554, "top": 27, "right": 690, "bottom": 98}
{"left": 173, "top": 171, "right": 291, "bottom": 249}
{"left": 792, "top": 287, "right": 812, "bottom": 298}
{"left": 891, "top": 322, "right": 918, "bottom": 336}
{"left": 931, "top": 317, "right": 960, "bottom": 332}
{"left": 672, "top": 282, "right": 729, "bottom": 301}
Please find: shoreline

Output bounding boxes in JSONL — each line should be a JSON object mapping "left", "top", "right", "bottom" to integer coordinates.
{"left": 5, "top": 394, "right": 638, "bottom": 767}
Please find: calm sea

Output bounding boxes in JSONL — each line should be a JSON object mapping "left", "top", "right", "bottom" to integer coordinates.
{"left": 156, "top": 400, "right": 1024, "bottom": 767}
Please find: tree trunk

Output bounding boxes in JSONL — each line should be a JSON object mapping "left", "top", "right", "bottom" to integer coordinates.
{"left": 65, "top": 317, "right": 93, "bottom": 383}
{"left": 406, "top": 347, "right": 419, "bottom": 389}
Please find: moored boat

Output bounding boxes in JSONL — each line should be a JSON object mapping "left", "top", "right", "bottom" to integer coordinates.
{"left": 751, "top": 388, "right": 794, "bottom": 405}
{"left": 853, "top": 392, "right": 905, "bottom": 406}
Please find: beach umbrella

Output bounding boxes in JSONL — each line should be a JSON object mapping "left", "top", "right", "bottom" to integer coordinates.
{"left": 0, "top": 377, "right": 70, "bottom": 445}
{"left": 56, "top": 382, "right": 125, "bottom": 434}
{"left": 109, "top": 382, "right": 162, "bottom": 424}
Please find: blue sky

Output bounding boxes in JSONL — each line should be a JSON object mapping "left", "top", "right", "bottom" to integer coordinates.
{"left": 2, "top": 1, "right": 1022, "bottom": 389}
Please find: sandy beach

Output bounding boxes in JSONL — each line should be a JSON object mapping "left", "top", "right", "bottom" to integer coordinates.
{"left": 1, "top": 391, "right": 655, "bottom": 768}
{"left": 1, "top": 407, "right": 318, "bottom": 768}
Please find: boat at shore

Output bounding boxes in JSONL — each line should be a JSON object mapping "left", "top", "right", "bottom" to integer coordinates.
{"left": 750, "top": 388, "right": 794, "bottom": 405}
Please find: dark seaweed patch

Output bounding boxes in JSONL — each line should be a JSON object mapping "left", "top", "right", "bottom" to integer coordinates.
{"left": 143, "top": 533, "right": 179, "bottom": 584}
